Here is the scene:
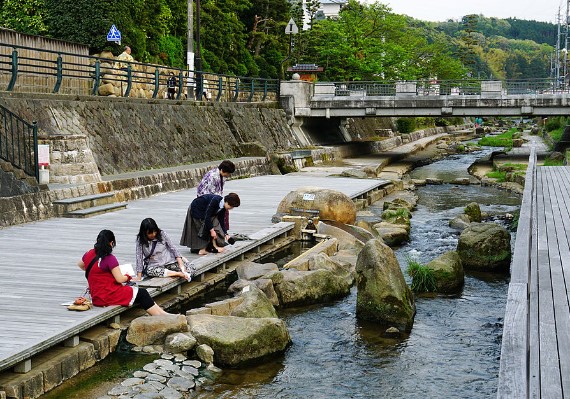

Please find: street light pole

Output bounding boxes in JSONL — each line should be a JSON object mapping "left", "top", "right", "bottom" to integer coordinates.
{"left": 187, "top": 0, "right": 194, "bottom": 98}
{"left": 195, "top": 0, "right": 202, "bottom": 100}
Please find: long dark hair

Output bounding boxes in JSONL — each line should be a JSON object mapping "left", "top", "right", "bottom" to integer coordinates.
{"left": 136, "top": 217, "right": 163, "bottom": 246}
{"left": 94, "top": 230, "right": 116, "bottom": 259}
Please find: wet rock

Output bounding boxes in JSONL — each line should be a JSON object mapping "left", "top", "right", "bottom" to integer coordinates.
{"left": 133, "top": 371, "right": 149, "bottom": 378}
{"left": 196, "top": 344, "right": 215, "bottom": 364}
{"left": 167, "top": 377, "right": 196, "bottom": 392}
{"left": 164, "top": 332, "right": 197, "bottom": 354}
{"left": 145, "top": 373, "right": 167, "bottom": 383}
{"left": 183, "top": 360, "right": 202, "bottom": 368}
{"left": 182, "top": 366, "right": 200, "bottom": 376}
{"left": 188, "top": 315, "right": 291, "bottom": 366}
{"left": 108, "top": 385, "right": 131, "bottom": 395}
{"left": 457, "top": 222, "right": 511, "bottom": 271}
{"left": 373, "top": 222, "right": 409, "bottom": 246}
{"left": 411, "top": 179, "right": 426, "bottom": 186}
{"left": 122, "top": 377, "right": 145, "bottom": 386}
{"left": 384, "top": 327, "right": 401, "bottom": 337}
{"left": 464, "top": 202, "right": 482, "bottom": 222}
{"left": 341, "top": 168, "right": 368, "bottom": 179}
{"left": 276, "top": 187, "right": 357, "bottom": 224}
{"left": 426, "top": 251, "right": 464, "bottom": 294}
{"left": 159, "top": 386, "right": 183, "bottom": 399}
{"left": 425, "top": 177, "right": 443, "bottom": 185}
{"left": 355, "top": 239, "right": 415, "bottom": 331}
{"left": 452, "top": 178, "right": 470, "bottom": 185}
{"left": 236, "top": 261, "right": 278, "bottom": 280}
{"left": 449, "top": 214, "right": 471, "bottom": 231}
{"left": 126, "top": 315, "right": 188, "bottom": 347}
{"left": 230, "top": 284, "right": 278, "bottom": 318}
{"left": 272, "top": 268, "right": 352, "bottom": 307}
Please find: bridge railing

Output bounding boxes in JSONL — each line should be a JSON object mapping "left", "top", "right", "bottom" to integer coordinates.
{"left": 0, "top": 42, "right": 279, "bottom": 102}
{"left": 327, "top": 78, "right": 562, "bottom": 97}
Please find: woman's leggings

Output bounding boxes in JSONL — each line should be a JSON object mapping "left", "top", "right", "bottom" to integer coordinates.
{"left": 134, "top": 288, "right": 155, "bottom": 310}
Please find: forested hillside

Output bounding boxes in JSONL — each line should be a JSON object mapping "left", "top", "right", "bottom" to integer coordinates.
{"left": 0, "top": 0, "right": 557, "bottom": 81}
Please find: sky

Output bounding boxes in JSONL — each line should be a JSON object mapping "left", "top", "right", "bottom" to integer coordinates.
{"left": 386, "top": 0, "right": 564, "bottom": 24}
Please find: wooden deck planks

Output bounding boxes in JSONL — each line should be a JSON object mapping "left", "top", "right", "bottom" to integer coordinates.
{"left": 0, "top": 174, "right": 387, "bottom": 372}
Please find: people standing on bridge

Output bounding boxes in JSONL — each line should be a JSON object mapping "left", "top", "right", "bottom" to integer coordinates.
{"left": 180, "top": 193, "right": 240, "bottom": 255}
{"left": 78, "top": 229, "right": 171, "bottom": 316}
{"left": 116, "top": 46, "right": 134, "bottom": 71}
{"left": 135, "top": 218, "right": 193, "bottom": 281}
{"left": 167, "top": 72, "right": 177, "bottom": 100}
{"left": 197, "top": 160, "right": 236, "bottom": 231}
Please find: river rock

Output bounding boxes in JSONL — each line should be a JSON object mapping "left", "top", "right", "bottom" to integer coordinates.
{"left": 236, "top": 261, "right": 279, "bottom": 280}
{"left": 411, "top": 179, "right": 426, "bottom": 186}
{"left": 230, "top": 284, "right": 278, "bottom": 318}
{"left": 228, "top": 278, "right": 280, "bottom": 306}
{"left": 187, "top": 315, "right": 291, "bottom": 366}
{"left": 464, "top": 202, "right": 482, "bottom": 222}
{"left": 341, "top": 168, "right": 368, "bottom": 178}
{"left": 449, "top": 214, "right": 471, "bottom": 231}
{"left": 457, "top": 222, "right": 511, "bottom": 271}
{"left": 164, "top": 332, "right": 197, "bottom": 354}
{"left": 426, "top": 251, "right": 464, "bottom": 294}
{"left": 355, "top": 239, "right": 415, "bottom": 331}
{"left": 425, "top": 177, "right": 443, "bottom": 185}
{"left": 317, "top": 221, "right": 366, "bottom": 250}
{"left": 381, "top": 208, "right": 411, "bottom": 230}
{"left": 270, "top": 268, "right": 352, "bottom": 307}
{"left": 126, "top": 315, "right": 188, "bottom": 347}
{"left": 308, "top": 252, "right": 354, "bottom": 285}
{"left": 383, "top": 197, "right": 416, "bottom": 211}
{"left": 452, "top": 178, "right": 471, "bottom": 185}
{"left": 373, "top": 222, "right": 409, "bottom": 246}
{"left": 276, "top": 187, "right": 357, "bottom": 224}
{"left": 196, "top": 344, "right": 214, "bottom": 364}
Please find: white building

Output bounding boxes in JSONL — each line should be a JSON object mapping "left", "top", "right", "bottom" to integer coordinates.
{"left": 302, "top": 0, "right": 347, "bottom": 30}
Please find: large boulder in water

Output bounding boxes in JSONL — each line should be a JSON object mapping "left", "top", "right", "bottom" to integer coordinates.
{"left": 268, "top": 268, "right": 352, "bottom": 307}
{"left": 355, "top": 239, "right": 415, "bottom": 331}
{"left": 186, "top": 314, "right": 290, "bottom": 366}
{"left": 126, "top": 315, "right": 188, "bottom": 347}
{"left": 457, "top": 222, "right": 511, "bottom": 271}
{"left": 276, "top": 187, "right": 356, "bottom": 224}
{"left": 464, "top": 202, "right": 482, "bottom": 222}
{"left": 426, "top": 251, "right": 464, "bottom": 294}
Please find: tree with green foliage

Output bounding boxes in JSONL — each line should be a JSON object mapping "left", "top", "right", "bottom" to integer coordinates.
{"left": 0, "top": 0, "right": 47, "bottom": 35}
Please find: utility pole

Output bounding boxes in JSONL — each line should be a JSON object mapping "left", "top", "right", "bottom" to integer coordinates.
{"left": 195, "top": 0, "right": 202, "bottom": 100}
{"left": 187, "top": 0, "right": 194, "bottom": 99}
{"left": 555, "top": 7, "right": 561, "bottom": 87}
{"left": 565, "top": 0, "right": 570, "bottom": 88}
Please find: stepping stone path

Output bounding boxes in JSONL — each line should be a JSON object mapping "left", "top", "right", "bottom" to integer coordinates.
{"left": 101, "top": 354, "right": 220, "bottom": 398}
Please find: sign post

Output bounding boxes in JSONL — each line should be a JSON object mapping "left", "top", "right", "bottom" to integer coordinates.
{"left": 106, "top": 25, "right": 122, "bottom": 45}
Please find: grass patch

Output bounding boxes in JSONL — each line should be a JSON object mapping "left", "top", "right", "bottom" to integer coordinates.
{"left": 498, "top": 163, "right": 527, "bottom": 172}
{"left": 407, "top": 257, "right": 437, "bottom": 293}
{"left": 542, "top": 158, "right": 565, "bottom": 166}
{"left": 485, "top": 170, "right": 507, "bottom": 182}
{"left": 478, "top": 128, "right": 515, "bottom": 149}
{"left": 547, "top": 127, "right": 564, "bottom": 142}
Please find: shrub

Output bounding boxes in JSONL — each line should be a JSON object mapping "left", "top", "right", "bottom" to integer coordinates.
{"left": 407, "top": 257, "right": 437, "bottom": 293}
{"left": 396, "top": 118, "right": 416, "bottom": 133}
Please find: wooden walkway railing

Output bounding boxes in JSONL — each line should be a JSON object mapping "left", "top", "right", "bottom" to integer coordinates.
{"left": 498, "top": 148, "right": 570, "bottom": 398}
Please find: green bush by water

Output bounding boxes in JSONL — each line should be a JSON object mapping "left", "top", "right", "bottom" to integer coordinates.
{"left": 407, "top": 258, "right": 437, "bottom": 293}
{"left": 477, "top": 128, "right": 516, "bottom": 149}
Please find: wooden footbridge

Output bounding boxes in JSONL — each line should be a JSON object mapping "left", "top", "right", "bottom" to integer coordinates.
{"left": 498, "top": 147, "right": 570, "bottom": 398}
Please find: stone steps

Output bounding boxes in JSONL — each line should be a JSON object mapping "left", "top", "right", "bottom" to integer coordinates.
{"left": 53, "top": 192, "right": 127, "bottom": 217}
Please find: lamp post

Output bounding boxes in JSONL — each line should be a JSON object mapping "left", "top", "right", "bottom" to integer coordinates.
{"left": 281, "top": 18, "right": 299, "bottom": 79}
{"left": 195, "top": 0, "right": 202, "bottom": 100}
{"left": 187, "top": 0, "right": 194, "bottom": 98}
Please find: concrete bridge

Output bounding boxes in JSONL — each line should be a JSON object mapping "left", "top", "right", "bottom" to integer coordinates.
{"left": 280, "top": 79, "right": 570, "bottom": 120}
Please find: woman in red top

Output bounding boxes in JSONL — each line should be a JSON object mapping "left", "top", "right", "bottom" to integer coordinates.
{"left": 78, "top": 229, "right": 169, "bottom": 316}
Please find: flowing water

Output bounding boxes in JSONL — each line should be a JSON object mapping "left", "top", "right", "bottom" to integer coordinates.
{"left": 197, "top": 148, "right": 521, "bottom": 399}
{"left": 51, "top": 148, "right": 522, "bottom": 399}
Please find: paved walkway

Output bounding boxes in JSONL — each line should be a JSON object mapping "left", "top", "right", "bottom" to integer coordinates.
{"left": 0, "top": 172, "right": 387, "bottom": 373}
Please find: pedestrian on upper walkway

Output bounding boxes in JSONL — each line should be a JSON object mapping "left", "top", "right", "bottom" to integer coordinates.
{"left": 135, "top": 218, "right": 193, "bottom": 281}
{"left": 180, "top": 193, "right": 240, "bottom": 255}
{"left": 116, "top": 46, "right": 134, "bottom": 71}
{"left": 167, "top": 72, "right": 177, "bottom": 100}
{"left": 78, "top": 229, "right": 170, "bottom": 316}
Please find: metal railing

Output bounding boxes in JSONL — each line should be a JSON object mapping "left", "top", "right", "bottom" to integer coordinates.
{"left": 0, "top": 104, "right": 38, "bottom": 182}
{"left": 329, "top": 78, "right": 566, "bottom": 97}
{"left": 0, "top": 42, "right": 279, "bottom": 102}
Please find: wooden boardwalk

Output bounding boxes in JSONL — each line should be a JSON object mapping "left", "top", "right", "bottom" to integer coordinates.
{"left": 498, "top": 151, "right": 570, "bottom": 398}
{"left": 0, "top": 173, "right": 388, "bottom": 373}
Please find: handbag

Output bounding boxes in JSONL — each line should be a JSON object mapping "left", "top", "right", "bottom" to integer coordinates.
{"left": 142, "top": 240, "right": 158, "bottom": 275}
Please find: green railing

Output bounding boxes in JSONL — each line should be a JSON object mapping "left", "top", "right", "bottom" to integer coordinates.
{"left": 0, "top": 104, "right": 38, "bottom": 182}
{"left": 0, "top": 42, "right": 280, "bottom": 102}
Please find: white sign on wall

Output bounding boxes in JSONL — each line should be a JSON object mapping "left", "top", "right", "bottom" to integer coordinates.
{"left": 38, "top": 144, "right": 50, "bottom": 166}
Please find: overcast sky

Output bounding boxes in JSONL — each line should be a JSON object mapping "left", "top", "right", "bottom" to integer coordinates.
{"left": 386, "top": 0, "right": 564, "bottom": 24}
